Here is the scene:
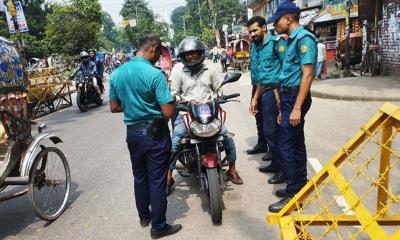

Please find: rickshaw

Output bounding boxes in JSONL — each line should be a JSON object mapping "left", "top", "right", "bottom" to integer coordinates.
{"left": 228, "top": 39, "right": 250, "bottom": 72}
{"left": 0, "top": 37, "right": 71, "bottom": 221}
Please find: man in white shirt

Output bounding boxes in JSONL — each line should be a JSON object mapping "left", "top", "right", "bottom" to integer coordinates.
{"left": 168, "top": 37, "right": 243, "bottom": 192}
{"left": 316, "top": 39, "right": 326, "bottom": 80}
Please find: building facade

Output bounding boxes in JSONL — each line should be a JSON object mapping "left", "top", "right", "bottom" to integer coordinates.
{"left": 380, "top": 0, "right": 400, "bottom": 75}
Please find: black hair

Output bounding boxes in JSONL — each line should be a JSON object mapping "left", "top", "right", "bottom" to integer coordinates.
{"left": 246, "top": 16, "right": 266, "bottom": 28}
{"left": 137, "top": 34, "right": 161, "bottom": 51}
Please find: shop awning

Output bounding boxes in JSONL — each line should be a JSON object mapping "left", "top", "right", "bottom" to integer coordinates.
{"left": 300, "top": 8, "right": 320, "bottom": 26}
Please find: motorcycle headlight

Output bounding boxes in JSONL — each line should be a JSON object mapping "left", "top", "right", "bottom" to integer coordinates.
{"left": 189, "top": 119, "right": 222, "bottom": 138}
{"left": 78, "top": 83, "right": 83, "bottom": 87}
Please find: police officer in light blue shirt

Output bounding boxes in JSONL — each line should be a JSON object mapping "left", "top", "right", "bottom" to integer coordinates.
{"left": 266, "top": 0, "right": 317, "bottom": 213}
{"left": 247, "top": 16, "right": 287, "bottom": 185}
{"left": 109, "top": 34, "right": 182, "bottom": 239}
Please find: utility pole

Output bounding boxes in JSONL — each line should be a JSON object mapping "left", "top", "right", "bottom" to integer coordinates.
{"left": 182, "top": 15, "right": 186, "bottom": 35}
{"left": 197, "top": 0, "right": 202, "bottom": 26}
{"left": 207, "top": 0, "right": 220, "bottom": 47}
{"left": 344, "top": 0, "right": 352, "bottom": 76}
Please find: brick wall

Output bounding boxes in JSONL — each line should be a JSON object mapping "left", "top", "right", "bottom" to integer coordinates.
{"left": 380, "top": 0, "right": 400, "bottom": 75}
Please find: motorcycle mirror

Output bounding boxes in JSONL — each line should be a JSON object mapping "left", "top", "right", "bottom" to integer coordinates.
{"left": 220, "top": 72, "right": 241, "bottom": 88}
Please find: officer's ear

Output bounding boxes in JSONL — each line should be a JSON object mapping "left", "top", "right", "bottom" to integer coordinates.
{"left": 262, "top": 24, "right": 267, "bottom": 32}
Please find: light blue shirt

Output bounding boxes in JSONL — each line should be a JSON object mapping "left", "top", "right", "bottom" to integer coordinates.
{"left": 250, "top": 34, "right": 286, "bottom": 85}
{"left": 109, "top": 57, "right": 173, "bottom": 126}
{"left": 280, "top": 26, "right": 317, "bottom": 87}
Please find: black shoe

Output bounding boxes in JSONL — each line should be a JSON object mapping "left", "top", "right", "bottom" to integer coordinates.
{"left": 247, "top": 143, "right": 267, "bottom": 155}
{"left": 151, "top": 224, "right": 182, "bottom": 239}
{"left": 262, "top": 152, "right": 272, "bottom": 161}
{"left": 275, "top": 189, "right": 293, "bottom": 198}
{"left": 268, "top": 197, "right": 292, "bottom": 213}
{"left": 259, "top": 164, "right": 278, "bottom": 173}
{"left": 140, "top": 218, "right": 151, "bottom": 227}
{"left": 268, "top": 172, "right": 285, "bottom": 184}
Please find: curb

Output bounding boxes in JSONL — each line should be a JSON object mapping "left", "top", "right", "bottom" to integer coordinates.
{"left": 311, "top": 90, "right": 400, "bottom": 102}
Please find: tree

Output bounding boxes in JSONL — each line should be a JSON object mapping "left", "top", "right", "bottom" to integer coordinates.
{"left": 171, "top": 0, "right": 247, "bottom": 46}
{"left": 44, "top": 0, "right": 102, "bottom": 56}
{"left": 0, "top": 0, "right": 53, "bottom": 58}
{"left": 121, "top": 0, "right": 170, "bottom": 47}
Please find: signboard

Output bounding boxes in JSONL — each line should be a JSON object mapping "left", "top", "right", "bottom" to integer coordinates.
{"left": 222, "top": 24, "right": 228, "bottom": 32}
{"left": 315, "top": 0, "right": 358, "bottom": 22}
{"left": 129, "top": 19, "right": 137, "bottom": 28}
{"left": 4, "top": 1, "right": 29, "bottom": 34}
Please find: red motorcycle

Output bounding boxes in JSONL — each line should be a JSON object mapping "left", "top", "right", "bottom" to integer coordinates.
{"left": 174, "top": 72, "right": 241, "bottom": 224}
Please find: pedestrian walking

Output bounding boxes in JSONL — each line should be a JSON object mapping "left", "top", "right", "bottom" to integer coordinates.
{"left": 247, "top": 16, "right": 286, "bottom": 184}
{"left": 266, "top": 1, "right": 317, "bottom": 213}
{"left": 109, "top": 34, "right": 182, "bottom": 239}
{"left": 316, "top": 39, "right": 326, "bottom": 80}
{"left": 220, "top": 49, "right": 228, "bottom": 72}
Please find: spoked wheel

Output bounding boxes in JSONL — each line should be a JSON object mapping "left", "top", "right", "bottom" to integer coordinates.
{"left": 76, "top": 92, "right": 88, "bottom": 112}
{"left": 207, "top": 168, "right": 223, "bottom": 224}
{"left": 28, "top": 147, "right": 71, "bottom": 221}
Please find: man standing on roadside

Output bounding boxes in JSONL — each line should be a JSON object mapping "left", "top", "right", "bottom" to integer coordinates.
{"left": 109, "top": 34, "right": 182, "bottom": 239}
{"left": 247, "top": 16, "right": 286, "bottom": 185}
{"left": 266, "top": 1, "right": 317, "bottom": 213}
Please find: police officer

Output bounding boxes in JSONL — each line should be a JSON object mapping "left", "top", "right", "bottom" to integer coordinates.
{"left": 266, "top": 1, "right": 317, "bottom": 213}
{"left": 247, "top": 16, "right": 286, "bottom": 184}
{"left": 109, "top": 34, "right": 182, "bottom": 238}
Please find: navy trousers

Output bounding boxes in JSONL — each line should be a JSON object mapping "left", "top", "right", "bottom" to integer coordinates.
{"left": 252, "top": 84, "right": 265, "bottom": 145}
{"left": 126, "top": 129, "right": 171, "bottom": 231}
{"left": 261, "top": 90, "right": 280, "bottom": 169}
{"left": 278, "top": 88, "right": 312, "bottom": 195}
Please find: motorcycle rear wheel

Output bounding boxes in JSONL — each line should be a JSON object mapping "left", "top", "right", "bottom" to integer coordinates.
{"left": 76, "top": 92, "right": 88, "bottom": 112}
{"left": 207, "top": 168, "right": 223, "bottom": 224}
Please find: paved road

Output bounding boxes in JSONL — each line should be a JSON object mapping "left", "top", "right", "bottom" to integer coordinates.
{"left": 1, "top": 62, "right": 398, "bottom": 240}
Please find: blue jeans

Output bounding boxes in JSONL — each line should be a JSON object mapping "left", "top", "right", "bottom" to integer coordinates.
{"left": 126, "top": 129, "right": 171, "bottom": 231}
{"left": 278, "top": 88, "right": 312, "bottom": 195}
{"left": 170, "top": 114, "right": 237, "bottom": 170}
{"left": 261, "top": 90, "right": 280, "bottom": 170}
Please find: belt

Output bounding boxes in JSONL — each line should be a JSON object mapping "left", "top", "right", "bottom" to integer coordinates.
{"left": 127, "top": 122, "right": 152, "bottom": 131}
{"left": 261, "top": 84, "right": 281, "bottom": 93}
{"left": 281, "top": 86, "right": 300, "bottom": 93}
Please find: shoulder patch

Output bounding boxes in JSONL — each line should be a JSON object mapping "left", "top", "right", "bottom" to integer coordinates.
{"left": 278, "top": 45, "right": 285, "bottom": 53}
{"left": 300, "top": 45, "right": 308, "bottom": 54}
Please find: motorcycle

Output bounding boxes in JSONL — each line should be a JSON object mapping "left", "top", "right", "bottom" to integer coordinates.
{"left": 73, "top": 70, "right": 103, "bottom": 112}
{"left": 173, "top": 72, "right": 241, "bottom": 224}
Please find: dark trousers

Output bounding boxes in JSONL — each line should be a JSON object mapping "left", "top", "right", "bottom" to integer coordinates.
{"left": 126, "top": 130, "right": 171, "bottom": 231}
{"left": 252, "top": 85, "right": 265, "bottom": 145}
{"left": 278, "top": 88, "right": 312, "bottom": 195}
{"left": 97, "top": 77, "right": 104, "bottom": 93}
{"left": 261, "top": 90, "right": 280, "bottom": 169}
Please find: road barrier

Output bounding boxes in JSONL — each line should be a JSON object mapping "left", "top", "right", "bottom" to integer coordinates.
{"left": 268, "top": 103, "right": 400, "bottom": 240}
{"left": 27, "top": 67, "right": 72, "bottom": 119}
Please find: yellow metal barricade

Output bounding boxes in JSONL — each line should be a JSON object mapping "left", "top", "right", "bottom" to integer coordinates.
{"left": 268, "top": 103, "right": 400, "bottom": 240}
{"left": 27, "top": 67, "right": 72, "bottom": 118}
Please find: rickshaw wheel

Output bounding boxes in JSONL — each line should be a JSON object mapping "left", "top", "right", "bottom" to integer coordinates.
{"left": 28, "top": 147, "right": 71, "bottom": 221}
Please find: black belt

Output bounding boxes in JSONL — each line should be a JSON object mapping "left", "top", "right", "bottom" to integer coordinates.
{"left": 281, "top": 86, "right": 300, "bottom": 93}
{"left": 127, "top": 122, "right": 152, "bottom": 131}
{"left": 261, "top": 84, "right": 281, "bottom": 93}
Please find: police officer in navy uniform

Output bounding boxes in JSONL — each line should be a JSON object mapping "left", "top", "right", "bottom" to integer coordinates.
{"left": 109, "top": 34, "right": 182, "bottom": 239}
{"left": 247, "top": 16, "right": 287, "bottom": 184}
{"left": 266, "top": 1, "right": 317, "bottom": 213}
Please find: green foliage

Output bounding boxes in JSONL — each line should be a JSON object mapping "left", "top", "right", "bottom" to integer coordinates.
{"left": 171, "top": 0, "right": 247, "bottom": 46}
{"left": 120, "top": 0, "right": 170, "bottom": 47}
{"left": 44, "top": 0, "right": 102, "bottom": 56}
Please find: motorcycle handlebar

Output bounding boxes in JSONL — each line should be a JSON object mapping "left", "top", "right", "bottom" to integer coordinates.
{"left": 221, "top": 93, "right": 240, "bottom": 100}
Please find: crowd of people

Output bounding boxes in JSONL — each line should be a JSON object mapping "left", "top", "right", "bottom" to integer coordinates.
{"left": 107, "top": 0, "right": 318, "bottom": 239}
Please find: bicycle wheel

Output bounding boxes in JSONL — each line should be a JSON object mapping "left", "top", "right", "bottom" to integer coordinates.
{"left": 28, "top": 147, "right": 71, "bottom": 221}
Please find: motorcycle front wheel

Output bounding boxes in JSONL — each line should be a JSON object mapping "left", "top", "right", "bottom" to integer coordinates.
{"left": 76, "top": 92, "right": 88, "bottom": 112}
{"left": 207, "top": 168, "right": 223, "bottom": 224}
